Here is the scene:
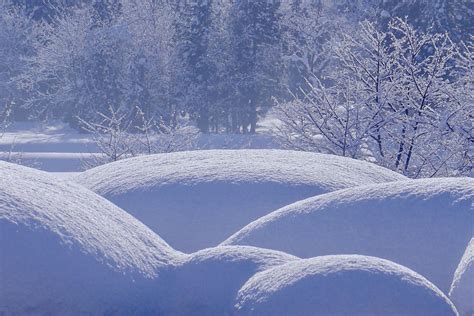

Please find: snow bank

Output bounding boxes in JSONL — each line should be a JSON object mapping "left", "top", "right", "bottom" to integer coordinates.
{"left": 223, "top": 178, "right": 473, "bottom": 293}
{"left": 75, "top": 149, "right": 406, "bottom": 252}
{"left": 234, "top": 255, "right": 458, "bottom": 316}
{"left": 0, "top": 161, "right": 184, "bottom": 315}
{"left": 162, "top": 246, "right": 298, "bottom": 315}
{"left": 450, "top": 238, "right": 474, "bottom": 316}
{"left": 0, "top": 151, "right": 105, "bottom": 172}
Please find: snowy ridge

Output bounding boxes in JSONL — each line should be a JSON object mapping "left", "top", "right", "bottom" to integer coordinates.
{"left": 234, "top": 255, "right": 459, "bottom": 316}
{"left": 222, "top": 177, "right": 474, "bottom": 293}
{"left": 75, "top": 149, "right": 407, "bottom": 192}
{"left": 450, "top": 238, "right": 474, "bottom": 316}
{"left": 75, "top": 149, "right": 406, "bottom": 252}
{"left": 163, "top": 246, "right": 299, "bottom": 315}
{"left": 0, "top": 161, "right": 184, "bottom": 314}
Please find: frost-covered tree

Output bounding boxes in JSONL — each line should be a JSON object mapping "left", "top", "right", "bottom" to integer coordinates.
{"left": 0, "top": 2, "right": 33, "bottom": 120}
{"left": 377, "top": 0, "right": 474, "bottom": 43}
{"left": 120, "top": 0, "right": 179, "bottom": 124}
{"left": 386, "top": 18, "right": 471, "bottom": 177}
{"left": 18, "top": 7, "right": 125, "bottom": 124}
{"left": 276, "top": 18, "right": 473, "bottom": 177}
{"left": 19, "top": 0, "right": 179, "bottom": 129}
{"left": 276, "top": 20, "right": 399, "bottom": 158}
{"left": 78, "top": 104, "right": 198, "bottom": 169}
{"left": 3, "top": 0, "right": 471, "bottom": 140}
{"left": 446, "top": 37, "right": 474, "bottom": 176}
{"left": 280, "top": 0, "right": 332, "bottom": 96}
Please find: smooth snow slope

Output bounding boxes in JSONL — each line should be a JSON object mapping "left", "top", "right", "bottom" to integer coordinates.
{"left": 75, "top": 149, "right": 406, "bottom": 252}
{"left": 162, "top": 246, "right": 298, "bottom": 315}
{"left": 450, "top": 238, "right": 474, "bottom": 316}
{"left": 234, "top": 255, "right": 458, "bottom": 316}
{"left": 223, "top": 178, "right": 473, "bottom": 293}
{"left": 0, "top": 161, "right": 184, "bottom": 315}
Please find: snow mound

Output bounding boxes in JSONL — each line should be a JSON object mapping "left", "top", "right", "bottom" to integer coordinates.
{"left": 234, "top": 255, "right": 458, "bottom": 316}
{"left": 162, "top": 245, "right": 298, "bottom": 315}
{"left": 223, "top": 178, "right": 474, "bottom": 293}
{"left": 75, "top": 149, "right": 406, "bottom": 252}
{"left": 0, "top": 161, "right": 184, "bottom": 315}
{"left": 450, "top": 238, "right": 474, "bottom": 316}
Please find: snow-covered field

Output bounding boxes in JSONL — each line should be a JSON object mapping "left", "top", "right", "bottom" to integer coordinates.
{"left": 0, "top": 122, "right": 278, "bottom": 172}
{"left": 222, "top": 178, "right": 474, "bottom": 293}
{"left": 74, "top": 149, "right": 406, "bottom": 252}
{"left": 1, "top": 125, "right": 473, "bottom": 315}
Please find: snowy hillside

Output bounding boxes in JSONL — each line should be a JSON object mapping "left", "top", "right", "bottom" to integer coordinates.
{"left": 223, "top": 177, "right": 474, "bottom": 293}
{"left": 1, "top": 152, "right": 471, "bottom": 315}
{"left": 0, "top": 161, "right": 184, "bottom": 315}
{"left": 234, "top": 255, "right": 458, "bottom": 316}
{"left": 450, "top": 238, "right": 474, "bottom": 316}
{"left": 75, "top": 149, "right": 406, "bottom": 252}
{"left": 1, "top": 0, "right": 471, "bottom": 313}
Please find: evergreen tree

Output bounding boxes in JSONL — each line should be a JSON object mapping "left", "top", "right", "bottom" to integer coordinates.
{"left": 228, "top": 0, "right": 284, "bottom": 133}
{"left": 175, "top": 0, "right": 216, "bottom": 133}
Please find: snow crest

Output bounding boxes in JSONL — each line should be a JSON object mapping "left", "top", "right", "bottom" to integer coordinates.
{"left": 162, "top": 245, "right": 298, "bottom": 315}
{"left": 75, "top": 149, "right": 406, "bottom": 252}
{"left": 0, "top": 161, "right": 184, "bottom": 315}
{"left": 450, "top": 238, "right": 474, "bottom": 316}
{"left": 234, "top": 255, "right": 458, "bottom": 316}
{"left": 223, "top": 177, "right": 474, "bottom": 293}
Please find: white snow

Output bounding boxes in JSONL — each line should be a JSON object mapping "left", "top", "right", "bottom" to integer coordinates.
{"left": 50, "top": 171, "right": 81, "bottom": 179}
{"left": 450, "top": 238, "right": 474, "bottom": 316}
{"left": 74, "top": 149, "right": 406, "bottom": 252}
{"left": 234, "top": 255, "right": 459, "bottom": 316}
{"left": 162, "top": 245, "right": 299, "bottom": 315}
{"left": 222, "top": 178, "right": 474, "bottom": 293}
{"left": 0, "top": 161, "right": 184, "bottom": 315}
{"left": 0, "top": 122, "right": 279, "bottom": 172}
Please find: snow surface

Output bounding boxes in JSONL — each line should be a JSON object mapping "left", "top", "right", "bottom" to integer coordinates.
{"left": 75, "top": 149, "right": 406, "bottom": 252}
{"left": 223, "top": 178, "right": 474, "bottom": 293}
{"left": 0, "top": 121, "right": 279, "bottom": 172}
{"left": 162, "top": 245, "right": 299, "bottom": 315}
{"left": 234, "top": 255, "right": 459, "bottom": 316}
{"left": 450, "top": 238, "right": 474, "bottom": 316}
{"left": 0, "top": 161, "right": 184, "bottom": 315}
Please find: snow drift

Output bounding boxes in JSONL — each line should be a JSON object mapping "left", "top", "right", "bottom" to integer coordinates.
{"left": 450, "top": 238, "right": 474, "bottom": 316}
{"left": 0, "top": 161, "right": 184, "bottom": 315}
{"left": 234, "top": 255, "right": 458, "bottom": 316}
{"left": 75, "top": 149, "right": 406, "bottom": 252}
{"left": 162, "top": 246, "right": 298, "bottom": 315}
{"left": 223, "top": 178, "right": 474, "bottom": 293}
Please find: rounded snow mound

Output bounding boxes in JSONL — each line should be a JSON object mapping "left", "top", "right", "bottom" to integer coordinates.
{"left": 0, "top": 161, "right": 183, "bottom": 315}
{"left": 162, "top": 245, "right": 299, "bottom": 315}
{"left": 450, "top": 238, "right": 474, "bottom": 316}
{"left": 223, "top": 178, "right": 474, "bottom": 293}
{"left": 75, "top": 149, "right": 406, "bottom": 252}
{"left": 234, "top": 255, "right": 458, "bottom": 316}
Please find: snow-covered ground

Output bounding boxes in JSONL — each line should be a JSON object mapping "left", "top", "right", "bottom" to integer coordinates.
{"left": 222, "top": 177, "right": 474, "bottom": 293}
{"left": 163, "top": 246, "right": 299, "bottom": 315}
{"left": 0, "top": 161, "right": 184, "bottom": 315}
{"left": 1, "top": 123, "right": 472, "bottom": 315}
{"left": 74, "top": 149, "right": 406, "bottom": 252}
{"left": 0, "top": 121, "right": 279, "bottom": 172}
{"left": 234, "top": 255, "right": 458, "bottom": 316}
